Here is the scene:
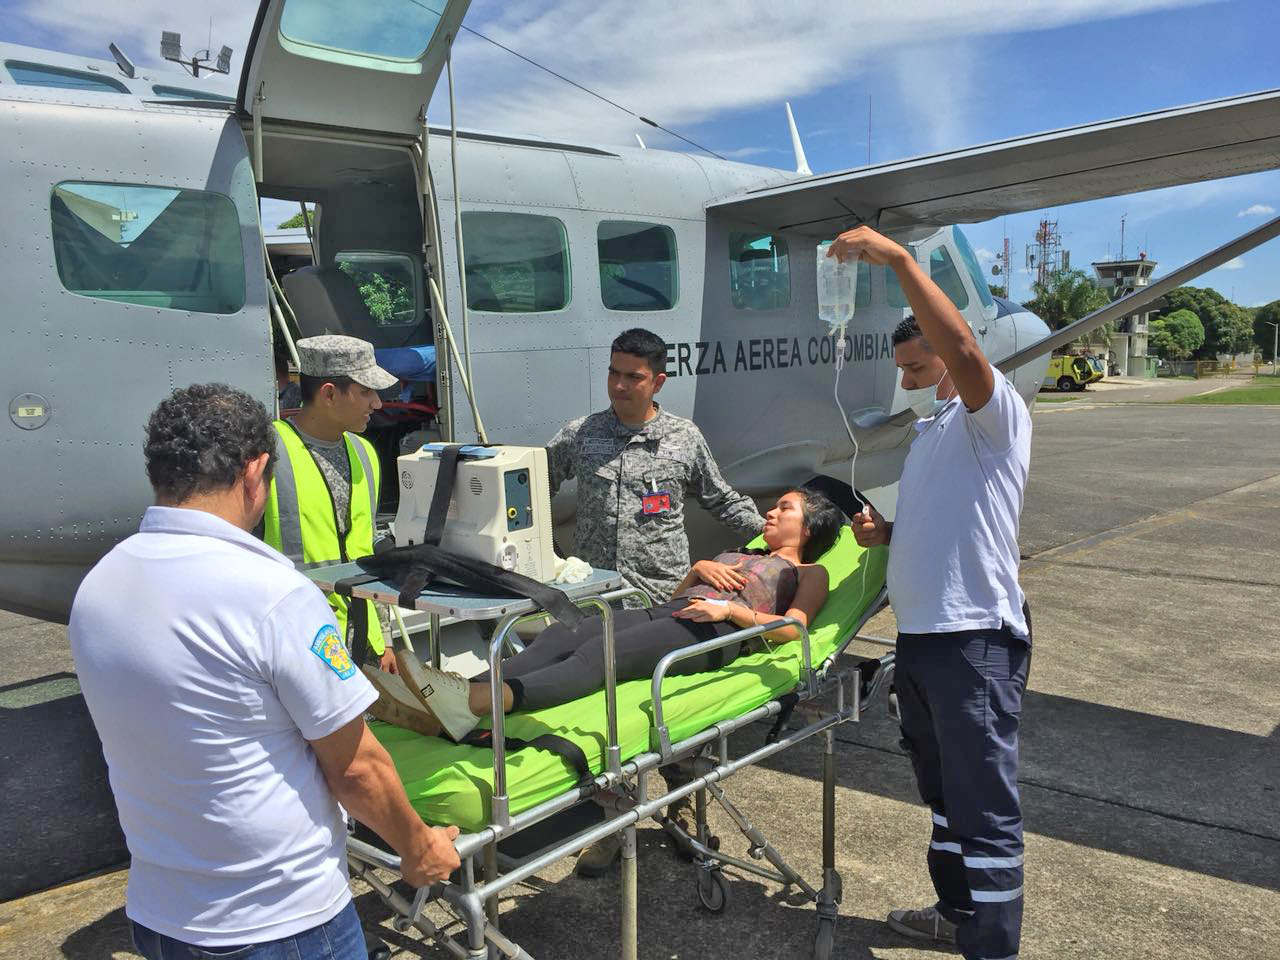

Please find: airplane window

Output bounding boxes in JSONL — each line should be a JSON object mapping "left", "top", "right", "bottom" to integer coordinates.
{"left": 50, "top": 182, "right": 245, "bottom": 314}
{"left": 280, "top": 0, "right": 450, "bottom": 62}
{"left": 730, "top": 232, "right": 790, "bottom": 310}
{"left": 951, "top": 227, "right": 996, "bottom": 309}
{"left": 151, "top": 84, "right": 236, "bottom": 103}
{"left": 6, "top": 61, "right": 129, "bottom": 94}
{"left": 461, "top": 212, "right": 571, "bottom": 314}
{"left": 855, "top": 261, "right": 871, "bottom": 308}
{"left": 598, "top": 221, "right": 678, "bottom": 311}
{"left": 335, "top": 252, "right": 421, "bottom": 329}
{"left": 885, "top": 266, "right": 910, "bottom": 308}
{"left": 929, "top": 246, "right": 970, "bottom": 310}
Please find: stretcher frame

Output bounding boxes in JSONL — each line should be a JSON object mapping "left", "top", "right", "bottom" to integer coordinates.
{"left": 329, "top": 570, "right": 892, "bottom": 960}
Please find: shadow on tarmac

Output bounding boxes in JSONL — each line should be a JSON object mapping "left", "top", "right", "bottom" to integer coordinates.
{"left": 0, "top": 674, "right": 127, "bottom": 901}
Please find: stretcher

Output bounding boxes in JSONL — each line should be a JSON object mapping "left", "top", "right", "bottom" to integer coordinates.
{"left": 306, "top": 528, "right": 893, "bottom": 959}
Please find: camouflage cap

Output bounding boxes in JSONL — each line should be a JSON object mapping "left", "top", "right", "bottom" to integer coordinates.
{"left": 296, "top": 335, "right": 398, "bottom": 391}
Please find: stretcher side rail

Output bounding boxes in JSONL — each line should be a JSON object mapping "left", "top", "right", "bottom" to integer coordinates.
{"left": 484, "top": 587, "right": 651, "bottom": 829}
{"left": 346, "top": 670, "right": 865, "bottom": 944}
{"left": 649, "top": 615, "right": 810, "bottom": 761}
{"left": 349, "top": 577, "right": 892, "bottom": 959}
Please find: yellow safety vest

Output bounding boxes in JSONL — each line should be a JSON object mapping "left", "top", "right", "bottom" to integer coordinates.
{"left": 262, "top": 420, "right": 385, "bottom": 656}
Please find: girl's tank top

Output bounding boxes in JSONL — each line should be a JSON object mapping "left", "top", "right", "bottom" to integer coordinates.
{"left": 679, "top": 550, "right": 799, "bottom": 614}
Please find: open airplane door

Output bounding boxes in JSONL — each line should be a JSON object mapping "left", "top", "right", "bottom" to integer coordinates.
{"left": 238, "top": 0, "right": 472, "bottom": 136}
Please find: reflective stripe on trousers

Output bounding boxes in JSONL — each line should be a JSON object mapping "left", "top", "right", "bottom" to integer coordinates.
{"left": 896, "top": 613, "right": 1032, "bottom": 960}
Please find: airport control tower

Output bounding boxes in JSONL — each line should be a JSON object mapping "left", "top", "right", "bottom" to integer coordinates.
{"left": 1092, "top": 254, "right": 1158, "bottom": 377}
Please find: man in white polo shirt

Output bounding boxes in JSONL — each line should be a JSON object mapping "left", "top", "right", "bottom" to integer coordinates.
{"left": 70, "top": 383, "right": 459, "bottom": 959}
{"left": 832, "top": 227, "right": 1032, "bottom": 960}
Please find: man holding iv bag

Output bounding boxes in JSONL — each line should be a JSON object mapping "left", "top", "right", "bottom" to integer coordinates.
{"left": 827, "top": 226, "right": 1033, "bottom": 960}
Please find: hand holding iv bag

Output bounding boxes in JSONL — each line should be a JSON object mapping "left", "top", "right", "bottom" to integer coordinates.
{"left": 816, "top": 241, "right": 856, "bottom": 337}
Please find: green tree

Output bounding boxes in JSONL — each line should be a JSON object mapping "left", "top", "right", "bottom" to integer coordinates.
{"left": 1148, "top": 308, "right": 1205, "bottom": 361}
{"left": 1022, "top": 269, "right": 1112, "bottom": 346}
{"left": 275, "top": 206, "right": 316, "bottom": 229}
{"left": 988, "top": 282, "right": 1008, "bottom": 298}
{"left": 1254, "top": 300, "right": 1280, "bottom": 363}
{"left": 1156, "top": 286, "right": 1254, "bottom": 358}
{"left": 338, "top": 263, "right": 413, "bottom": 326}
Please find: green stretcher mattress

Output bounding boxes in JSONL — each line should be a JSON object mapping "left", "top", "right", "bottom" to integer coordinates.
{"left": 372, "top": 529, "right": 887, "bottom": 831}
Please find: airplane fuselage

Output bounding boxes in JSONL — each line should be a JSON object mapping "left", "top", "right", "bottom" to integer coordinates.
{"left": 0, "top": 41, "right": 1050, "bottom": 622}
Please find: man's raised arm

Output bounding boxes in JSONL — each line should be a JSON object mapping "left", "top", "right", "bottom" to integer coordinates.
{"left": 829, "top": 226, "right": 995, "bottom": 412}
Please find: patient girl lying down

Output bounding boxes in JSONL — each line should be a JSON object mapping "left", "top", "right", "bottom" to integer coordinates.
{"left": 378, "top": 488, "right": 841, "bottom": 742}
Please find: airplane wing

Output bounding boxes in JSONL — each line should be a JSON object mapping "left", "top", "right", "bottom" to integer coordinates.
{"left": 708, "top": 89, "right": 1280, "bottom": 233}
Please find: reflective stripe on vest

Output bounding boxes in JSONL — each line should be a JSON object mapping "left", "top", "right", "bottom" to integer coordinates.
{"left": 263, "top": 420, "right": 384, "bottom": 654}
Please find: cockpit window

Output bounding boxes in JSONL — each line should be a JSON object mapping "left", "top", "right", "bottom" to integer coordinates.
{"left": 151, "top": 84, "right": 235, "bottom": 103}
{"left": 929, "top": 246, "right": 970, "bottom": 310}
{"left": 462, "top": 212, "right": 571, "bottom": 313}
{"left": 51, "top": 182, "right": 245, "bottom": 314}
{"left": 280, "top": 0, "right": 450, "bottom": 62}
{"left": 951, "top": 227, "right": 995, "bottom": 309}
{"left": 730, "top": 232, "right": 790, "bottom": 310}
{"left": 598, "top": 221, "right": 678, "bottom": 311}
{"left": 6, "top": 61, "right": 129, "bottom": 94}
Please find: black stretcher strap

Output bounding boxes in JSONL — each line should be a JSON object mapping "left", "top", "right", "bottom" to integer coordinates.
{"left": 357, "top": 542, "right": 587, "bottom": 630}
{"left": 423, "top": 443, "right": 462, "bottom": 548}
{"left": 766, "top": 692, "right": 800, "bottom": 744}
{"left": 459, "top": 728, "right": 597, "bottom": 795}
{"left": 332, "top": 573, "right": 381, "bottom": 597}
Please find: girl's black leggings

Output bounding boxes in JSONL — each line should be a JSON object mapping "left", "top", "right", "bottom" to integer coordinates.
{"left": 477, "top": 599, "right": 739, "bottom": 711}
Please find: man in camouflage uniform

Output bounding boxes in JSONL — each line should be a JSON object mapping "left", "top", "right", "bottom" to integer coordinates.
{"left": 547, "top": 327, "right": 763, "bottom": 878}
{"left": 547, "top": 327, "right": 763, "bottom": 605}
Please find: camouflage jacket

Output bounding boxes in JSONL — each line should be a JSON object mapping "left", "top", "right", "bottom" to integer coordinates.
{"left": 547, "top": 406, "right": 764, "bottom": 603}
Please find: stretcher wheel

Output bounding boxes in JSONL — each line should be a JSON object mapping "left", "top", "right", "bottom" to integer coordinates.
{"left": 812, "top": 919, "right": 835, "bottom": 960}
{"left": 695, "top": 867, "right": 729, "bottom": 913}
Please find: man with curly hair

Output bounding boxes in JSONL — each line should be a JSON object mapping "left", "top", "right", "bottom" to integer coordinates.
{"left": 69, "top": 383, "right": 459, "bottom": 960}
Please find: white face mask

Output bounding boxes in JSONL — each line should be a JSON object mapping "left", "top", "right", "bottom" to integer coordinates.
{"left": 902, "top": 374, "right": 948, "bottom": 419}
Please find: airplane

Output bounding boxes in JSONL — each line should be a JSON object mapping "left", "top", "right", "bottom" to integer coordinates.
{"left": 1, "top": 0, "right": 1278, "bottom": 625}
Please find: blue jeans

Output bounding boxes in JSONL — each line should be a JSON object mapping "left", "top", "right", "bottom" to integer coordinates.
{"left": 131, "top": 900, "right": 366, "bottom": 960}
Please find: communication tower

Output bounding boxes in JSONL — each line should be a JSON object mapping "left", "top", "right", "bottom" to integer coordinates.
{"left": 1024, "top": 218, "right": 1069, "bottom": 288}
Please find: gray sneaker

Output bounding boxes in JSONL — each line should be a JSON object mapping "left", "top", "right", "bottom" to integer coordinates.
{"left": 575, "top": 833, "right": 621, "bottom": 878}
{"left": 886, "top": 905, "right": 958, "bottom": 945}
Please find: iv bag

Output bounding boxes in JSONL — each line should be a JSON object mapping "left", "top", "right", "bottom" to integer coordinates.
{"left": 816, "top": 241, "right": 855, "bottom": 334}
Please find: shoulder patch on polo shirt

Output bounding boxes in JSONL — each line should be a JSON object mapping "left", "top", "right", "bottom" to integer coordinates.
{"left": 310, "top": 624, "right": 355, "bottom": 679}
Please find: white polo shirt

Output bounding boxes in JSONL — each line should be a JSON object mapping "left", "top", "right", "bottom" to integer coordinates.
{"left": 887, "top": 365, "right": 1032, "bottom": 638}
{"left": 69, "top": 506, "right": 377, "bottom": 946}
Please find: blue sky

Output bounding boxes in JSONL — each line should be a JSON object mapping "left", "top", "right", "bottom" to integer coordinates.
{"left": 7, "top": 0, "right": 1278, "bottom": 305}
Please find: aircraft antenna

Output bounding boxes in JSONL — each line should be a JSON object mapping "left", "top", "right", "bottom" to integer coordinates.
{"left": 635, "top": 134, "right": 646, "bottom": 149}
{"left": 785, "top": 103, "right": 811, "bottom": 176}
{"left": 160, "top": 29, "right": 233, "bottom": 78}
{"left": 450, "top": 19, "right": 726, "bottom": 159}
{"left": 108, "top": 42, "right": 136, "bottom": 79}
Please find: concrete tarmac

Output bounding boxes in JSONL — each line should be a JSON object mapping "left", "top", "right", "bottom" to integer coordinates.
{"left": 2, "top": 400, "right": 1278, "bottom": 959}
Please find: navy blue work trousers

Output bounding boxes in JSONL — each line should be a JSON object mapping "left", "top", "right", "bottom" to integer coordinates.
{"left": 896, "top": 611, "right": 1031, "bottom": 960}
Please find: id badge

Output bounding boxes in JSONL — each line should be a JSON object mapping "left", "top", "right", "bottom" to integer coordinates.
{"left": 642, "top": 490, "right": 672, "bottom": 515}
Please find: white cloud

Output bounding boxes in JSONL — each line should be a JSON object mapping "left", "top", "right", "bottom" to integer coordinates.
{"left": 8, "top": 0, "right": 1211, "bottom": 154}
{"left": 974, "top": 247, "right": 997, "bottom": 262}
{"left": 433, "top": 0, "right": 1209, "bottom": 148}
{"left": 1219, "top": 257, "right": 1246, "bottom": 270}
{"left": 717, "top": 146, "right": 774, "bottom": 160}
{"left": 1237, "top": 204, "right": 1276, "bottom": 217}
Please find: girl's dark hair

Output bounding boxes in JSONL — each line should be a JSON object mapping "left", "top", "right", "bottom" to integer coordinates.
{"left": 789, "top": 486, "right": 844, "bottom": 563}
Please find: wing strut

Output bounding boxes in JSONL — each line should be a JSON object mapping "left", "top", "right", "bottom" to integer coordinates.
{"left": 997, "top": 214, "right": 1280, "bottom": 373}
